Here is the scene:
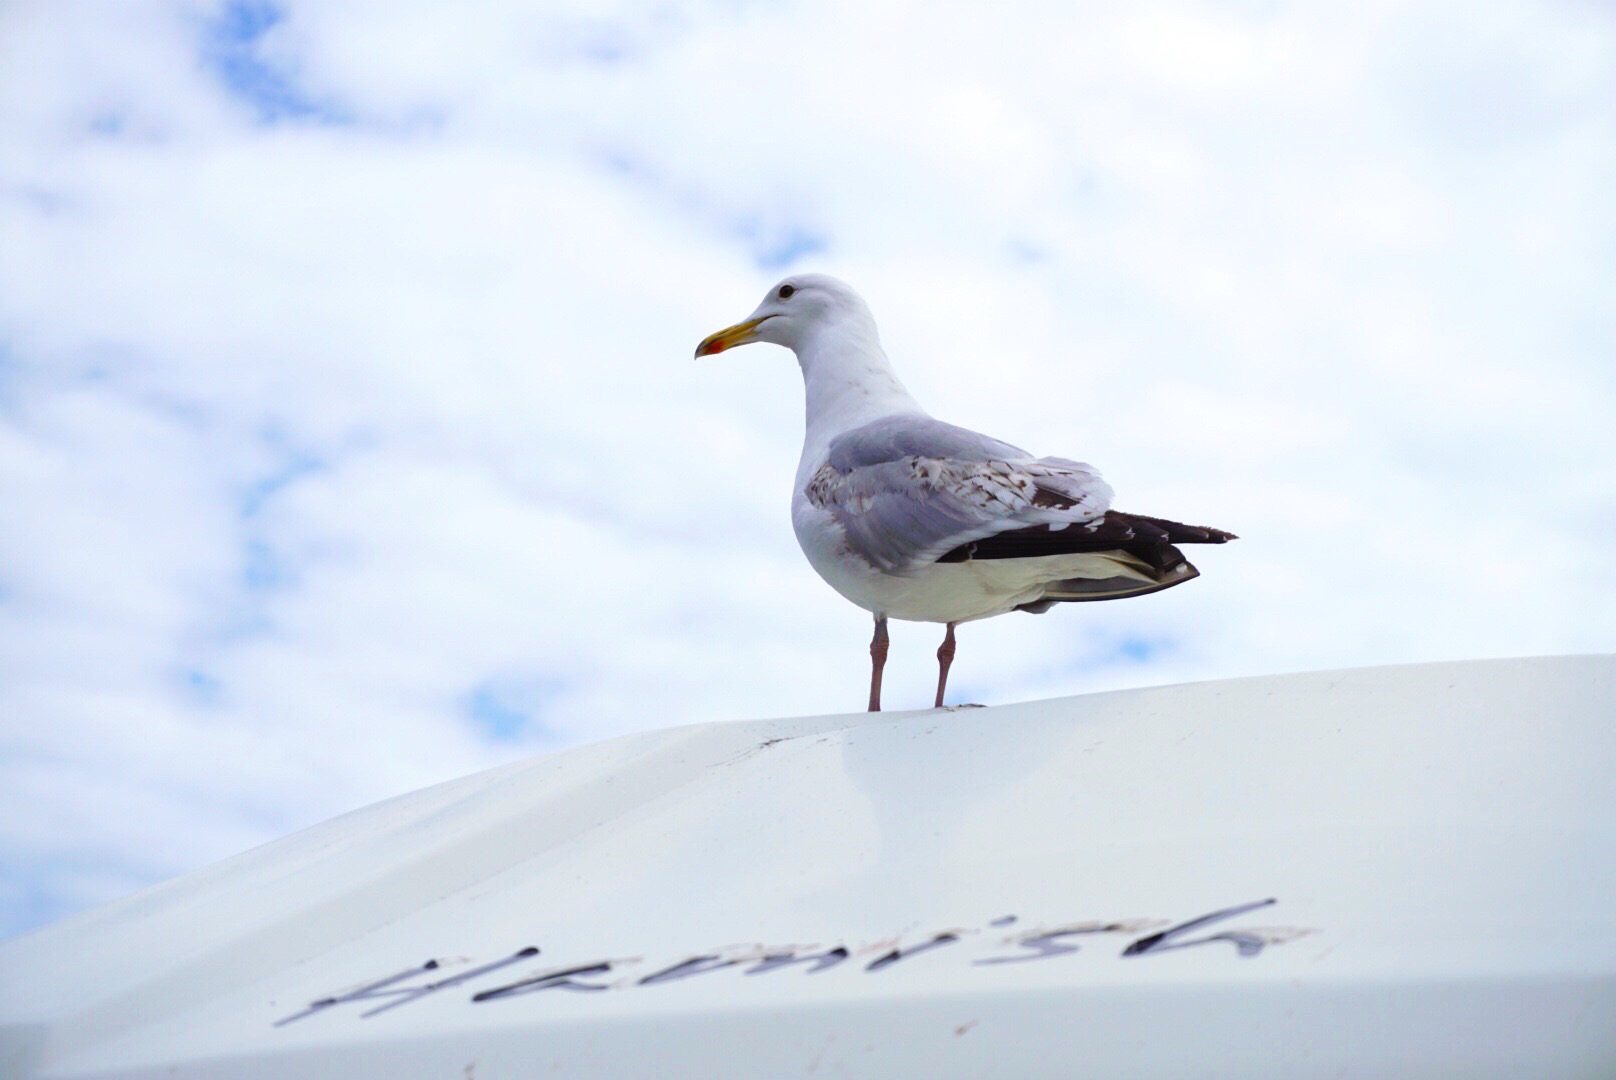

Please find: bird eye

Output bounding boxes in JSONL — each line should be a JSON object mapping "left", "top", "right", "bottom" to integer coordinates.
{"left": 778, "top": 284, "right": 796, "bottom": 299}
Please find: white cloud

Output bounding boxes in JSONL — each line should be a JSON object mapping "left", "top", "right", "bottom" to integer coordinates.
{"left": 1, "top": 0, "right": 1613, "bottom": 936}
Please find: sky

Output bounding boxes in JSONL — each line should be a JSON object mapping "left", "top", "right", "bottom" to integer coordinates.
{"left": 1, "top": 0, "right": 1612, "bottom": 939}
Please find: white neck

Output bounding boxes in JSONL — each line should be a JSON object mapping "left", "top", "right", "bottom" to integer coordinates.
{"left": 795, "top": 320, "right": 925, "bottom": 474}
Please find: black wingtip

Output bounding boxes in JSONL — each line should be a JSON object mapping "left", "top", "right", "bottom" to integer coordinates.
{"left": 1114, "top": 512, "right": 1237, "bottom": 545}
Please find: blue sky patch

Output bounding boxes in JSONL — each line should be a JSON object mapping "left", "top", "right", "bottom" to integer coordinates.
{"left": 1007, "top": 237, "right": 1049, "bottom": 264}
{"left": 179, "top": 668, "right": 224, "bottom": 706}
{"left": 1057, "top": 632, "right": 1177, "bottom": 679}
{"left": 575, "top": 27, "right": 632, "bottom": 65}
{"left": 1114, "top": 636, "right": 1162, "bottom": 664}
{"left": 751, "top": 224, "right": 829, "bottom": 271}
{"left": 201, "top": 1, "right": 347, "bottom": 124}
{"left": 239, "top": 449, "right": 325, "bottom": 519}
{"left": 592, "top": 146, "right": 828, "bottom": 272}
{"left": 0, "top": 342, "right": 17, "bottom": 412}
{"left": 0, "top": 853, "right": 153, "bottom": 940}
{"left": 0, "top": 868, "right": 74, "bottom": 940}
{"left": 241, "top": 539, "right": 291, "bottom": 592}
{"left": 465, "top": 678, "right": 564, "bottom": 743}
{"left": 237, "top": 436, "right": 325, "bottom": 591}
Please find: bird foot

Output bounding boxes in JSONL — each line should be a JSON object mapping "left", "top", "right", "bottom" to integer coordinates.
{"left": 939, "top": 703, "right": 986, "bottom": 711}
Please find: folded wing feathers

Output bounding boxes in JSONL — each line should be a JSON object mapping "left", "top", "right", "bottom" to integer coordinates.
{"left": 807, "top": 418, "right": 1235, "bottom": 575}
{"left": 939, "top": 510, "right": 1237, "bottom": 567}
{"left": 1116, "top": 512, "right": 1238, "bottom": 545}
{"left": 805, "top": 452, "right": 1114, "bottom": 573}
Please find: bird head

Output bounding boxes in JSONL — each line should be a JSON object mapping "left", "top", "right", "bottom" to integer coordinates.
{"left": 694, "top": 274, "right": 875, "bottom": 358}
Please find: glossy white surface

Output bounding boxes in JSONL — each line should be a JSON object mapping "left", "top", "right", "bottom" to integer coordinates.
{"left": 2, "top": 656, "right": 1613, "bottom": 1078}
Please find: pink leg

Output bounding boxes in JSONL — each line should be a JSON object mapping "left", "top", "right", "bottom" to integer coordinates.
{"left": 934, "top": 622, "right": 957, "bottom": 708}
{"left": 868, "top": 616, "right": 889, "bottom": 712}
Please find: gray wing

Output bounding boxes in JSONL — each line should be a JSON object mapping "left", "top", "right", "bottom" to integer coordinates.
{"left": 807, "top": 414, "right": 1114, "bottom": 573}
{"left": 826, "top": 414, "right": 1030, "bottom": 470}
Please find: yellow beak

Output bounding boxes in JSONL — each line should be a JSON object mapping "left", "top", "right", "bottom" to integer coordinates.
{"left": 694, "top": 315, "right": 772, "bottom": 358}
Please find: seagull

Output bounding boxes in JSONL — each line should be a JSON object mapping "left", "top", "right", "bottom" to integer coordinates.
{"left": 696, "top": 274, "right": 1235, "bottom": 712}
